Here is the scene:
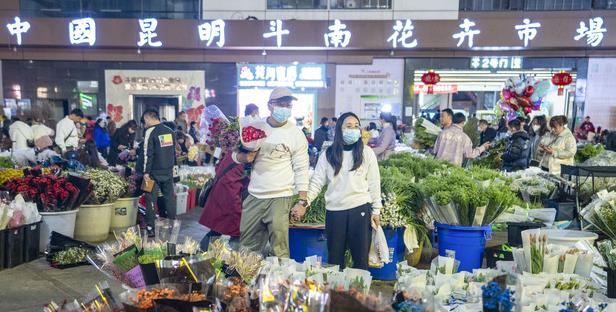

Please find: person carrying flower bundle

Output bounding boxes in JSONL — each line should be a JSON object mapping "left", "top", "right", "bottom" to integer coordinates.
{"left": 140, "top": 109, "right": 177, "bottom": 237}
{"left": 539, "top": 115, "right": 577, "bottom": 175}
{"left": 198, "top": 112, "right": 250, "bottom": 250}
{"left": 296, "top": 112, "right": 382, "bottom": 270}
{"left": 501, "top": 119, "right": 530, "bottom": 172}
{"left": 234, "top": 87, "right": 309, "bottom": 257}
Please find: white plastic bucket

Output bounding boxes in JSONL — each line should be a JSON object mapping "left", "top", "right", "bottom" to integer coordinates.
{"left": 175, "top": 184, "right": 189, "bottom": 215}
{"left": 39, "top": 209, "right": 79, "bottom": 252}
{"left": 74, "top": 203, "right": 114, "bottom": 243}
{"left": 542, "top": 229, "right": 598, "bottom": 247}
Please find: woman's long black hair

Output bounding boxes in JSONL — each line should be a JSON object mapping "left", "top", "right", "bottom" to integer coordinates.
{"left": 326, "top": 112, "right": 364, "bottom": 176}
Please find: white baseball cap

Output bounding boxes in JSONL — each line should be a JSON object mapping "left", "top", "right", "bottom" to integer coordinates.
{"left": 269, "top": 87, "right": 297, "bottom": 101}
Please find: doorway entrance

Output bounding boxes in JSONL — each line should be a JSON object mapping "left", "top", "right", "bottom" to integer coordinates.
{"left": 132, "top": 95, "right": 180, "bottom": 123}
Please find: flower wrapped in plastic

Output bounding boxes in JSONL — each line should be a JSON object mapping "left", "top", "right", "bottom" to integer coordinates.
{"left": 239, "top": 121, "right": 268, "bottom": 152}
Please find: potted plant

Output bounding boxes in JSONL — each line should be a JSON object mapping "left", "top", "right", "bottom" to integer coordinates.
{"left": 4, "top": 167, "right": 88, "bottom": 252}
{"left": 110, "top": 173, "right": 139, "bottom": 233}
{"left": 74, "top": 168, "right": 127, "bottom": 243}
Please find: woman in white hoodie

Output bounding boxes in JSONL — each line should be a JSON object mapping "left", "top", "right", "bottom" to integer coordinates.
{"left": 8, "top": 117, "right": 33, "bottom": 150}
{"left": 293, "top": 112, "right": 382, "bottom": 270}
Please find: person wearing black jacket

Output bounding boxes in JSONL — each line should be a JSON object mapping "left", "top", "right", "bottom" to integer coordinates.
{"left": 478, "top": 119, "right": 497, "bottom": 145}
{"left": 313, "top": 117, "right": 329, "bottom": 152}
{"left": 109, "top": 120, "right": 138, "bottom": 166}
{"left": 502, "top": 119, "right": 531, "bottom": 172}
{"left": 141, "top": 109, "right": 177, "bottom": 235}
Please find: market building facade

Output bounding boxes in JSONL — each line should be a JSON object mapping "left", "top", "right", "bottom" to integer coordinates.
{"left": 0, "top": 0, "right": 615, "bottom": 129}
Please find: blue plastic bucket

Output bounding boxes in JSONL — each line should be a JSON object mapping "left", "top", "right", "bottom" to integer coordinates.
{"left": 436, "top": 223, "right": 492, "bottom": 272}
{"left": 289, "top": 226, "right": 328, "bottom": 264}
{"left": 369, "top": 227, "right": 406, "bottom": 281}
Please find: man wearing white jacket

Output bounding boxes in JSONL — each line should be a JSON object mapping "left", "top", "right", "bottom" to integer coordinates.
{"left": 8, "top": 117, "right": 33, "bottom": 150}
{"left": 234, "top": 87, "right": 309, "bottom": 257}
{"left": 55, "top": 109, "right": 84, "bottom": 154}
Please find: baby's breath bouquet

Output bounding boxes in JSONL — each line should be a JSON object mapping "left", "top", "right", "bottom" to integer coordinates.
{"left": 83, "top": 168, "right": 127, "bottom": 205}
{"left": 381, "top": 192, "right": 407, "bottom": 228}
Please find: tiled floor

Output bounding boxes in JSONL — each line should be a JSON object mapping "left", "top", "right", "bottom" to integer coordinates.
{"left": 0, "top": 205, "right": 508, "bottom": 311}
{"left": 0, "top": 207, "right": 210, "bottom": 311}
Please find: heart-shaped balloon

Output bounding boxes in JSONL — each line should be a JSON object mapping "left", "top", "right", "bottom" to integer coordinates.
{"left": 525, "top": 86, "right": 534, "bottom": 97}
{"left": 503, "top": 90, "right": 513, "bottom": 100}
{"left": 524, "top": 106, "right": 532, "bottom": 114}
{"left": 533, "top": 100, "right": 542, "bottom": 110}
{"left": 518, "top": 96, "right": 532, "bottom": 108}
{"left": 534, "top": 80, "right": 551, "bottom": 98}
{"left": 508, "top": 98, "right": 520, "bottom": 111}
{"left": 530, "top": 93, "right": 540, "bottom": 103}
{"left": 507, "top": 111, "right": 518, "bottom": 121}
{"left": 499, "top": 101, "right": 511, "bottom": 112}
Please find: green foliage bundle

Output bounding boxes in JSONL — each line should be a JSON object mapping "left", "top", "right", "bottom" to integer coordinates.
{"left": 575, "top": 144, "right": 604, "bottom": 163}
{"left": 413, "top": 118, "right": 438, "bottom": 150}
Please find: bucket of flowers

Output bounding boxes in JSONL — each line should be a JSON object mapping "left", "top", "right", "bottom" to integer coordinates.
{"left": 4, "top": 166, "right": 90, "bottom": 252}
{"left": 74, "top": 168, "right": 127, "bottom": 243}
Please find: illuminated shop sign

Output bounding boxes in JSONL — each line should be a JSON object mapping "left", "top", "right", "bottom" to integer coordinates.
{"left": 470, "top": 56, "right": 523, "bottom": 70}
{"left": 238, "top": 64, "right": 326, "bottom": 89}
{"left": 79, "top": 93, "right": 94, "bottom": 109}
{"left": 122, "top": 76, "right": 187, "bottom": 91}
{"left": 1, "top": 16, "right": 611, "bottom": 49}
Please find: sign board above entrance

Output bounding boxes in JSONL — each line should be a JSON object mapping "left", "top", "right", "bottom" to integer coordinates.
{"left": 2, "top": 12, "right": 616, "bottom": 51}
{"left": 237, "top": 64, "right": 326, "bottom": 89}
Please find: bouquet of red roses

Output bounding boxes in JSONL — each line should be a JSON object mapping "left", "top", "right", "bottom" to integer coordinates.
{"left": 5, "top": 170, "right": 86, "bottom": 212}
{"left": 240, "top": 124, "right": 267, "bottom": 152}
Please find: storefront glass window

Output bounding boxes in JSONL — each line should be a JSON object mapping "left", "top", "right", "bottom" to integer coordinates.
{"left": 330, "top": 0, "right": 392, "bottom": 9}
{"left": 592, "top": 0, "right": 616, "bottom": 9}
{"left": 268, "top": 0, "right": 328, "bottom": 9}
{"left": 20, "top": 0, "right": 200, "bottom": 19}
{"left": 460, "top": 0, "right": 593, "bottom": 10}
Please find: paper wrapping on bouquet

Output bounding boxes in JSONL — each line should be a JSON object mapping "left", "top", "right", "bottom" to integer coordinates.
{"left": 124, "top": 265, "right": 146, "bottom": 288}
{"left": 240, "top": 123, "right": 267, "bottom": 152}
{"left": 155, "top": 218, "right": 181, "bottom": 244}
{"left": 67, "top": 174, "right": 93, "bottom": 209}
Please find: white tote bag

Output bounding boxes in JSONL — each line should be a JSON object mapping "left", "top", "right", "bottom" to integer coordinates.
{"left": 368, "top": 226, "right": 390, "bottom": 268}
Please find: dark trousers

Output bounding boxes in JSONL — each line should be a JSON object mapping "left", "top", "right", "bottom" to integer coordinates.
{"left": 144, "top": 175, "right": 176, "bottom": 228}
{"left": 325, "top": 204, "right": 372, "bottom": 270}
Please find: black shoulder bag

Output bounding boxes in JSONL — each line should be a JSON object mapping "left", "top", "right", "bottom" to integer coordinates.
{"left": 198, "top": 162, "right": 239, "bottom": 207}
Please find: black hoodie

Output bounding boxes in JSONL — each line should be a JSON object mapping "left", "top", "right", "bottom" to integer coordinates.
{"left": 502, "top": 131, "right": 531, "bottom": 172}
{"left": 142, "top": 123, "right": 177, "bottom": 177}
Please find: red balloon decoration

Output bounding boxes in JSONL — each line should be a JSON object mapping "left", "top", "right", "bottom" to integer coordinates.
{"left": 551, "top": 71, "right": 573, "bottom": 96}
{"left": 518, "top": 96, "right": 532, "bottom": 108}
{"left": 421, "top": 70, "right": 441, "bottom": 95}
{"left": 525, "top": 86, "right": 534, "bottom": 97}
